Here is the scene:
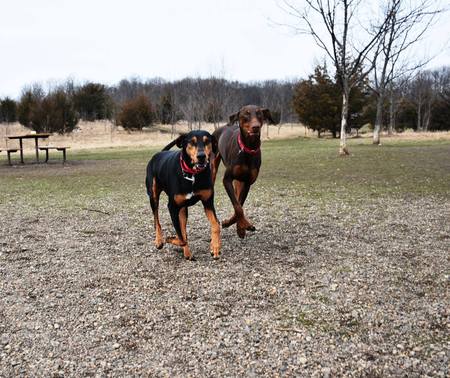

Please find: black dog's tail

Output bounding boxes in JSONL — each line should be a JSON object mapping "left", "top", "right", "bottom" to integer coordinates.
{"left": 162, "top": 139, "right": 178, "bottom": 151}
{"left": 162, "top": 134, "right": 184, "bottom": 151}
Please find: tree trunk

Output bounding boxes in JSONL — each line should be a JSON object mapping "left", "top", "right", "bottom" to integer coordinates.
{"left": 388, "top": 84, "right": 395, "bottom": 135}
{"left": 339, "top": 90, "right": 350, "bottom": 156}
{"left": 423, "top": 101, "right": 431, "bottom": 131}
{"left": 373, "top": 91, "right": 384, "bottom": 144}
{"left": 417, "top": 101, "right": 422, "bottom": 131}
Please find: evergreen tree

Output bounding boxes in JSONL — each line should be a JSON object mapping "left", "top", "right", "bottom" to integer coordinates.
{"left": 293, "top": 66, "right": 340, "bottom": 137}
{"left": 73, "top": 83, "right": 113, "bottom": 121}
{"left": 0, "top": 97, "right": 17, "bottom": 123}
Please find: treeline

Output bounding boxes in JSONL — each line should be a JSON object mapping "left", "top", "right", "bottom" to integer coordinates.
{"left": 293, "top": 65, "right": 450, "bottom": 136}
{"left": 110, "top": 78, "right": 296, "bottom": 127}
{"left": 0, "top": 78, "right": 295, "bottom": 133}
{"left": 0, "top": 68, "right": 449, "bottom": 134}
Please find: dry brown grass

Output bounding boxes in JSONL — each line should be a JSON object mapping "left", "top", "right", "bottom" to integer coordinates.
{"left": 1, "top": 121, "right": 449, "bottom": 151}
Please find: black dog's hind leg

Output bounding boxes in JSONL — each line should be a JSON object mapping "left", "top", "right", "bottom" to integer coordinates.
{"left": 148, "top": 176, "right": 164, "bottom": 249}
{"left": 166, "top": 203, "right": 192, "bottom": 260}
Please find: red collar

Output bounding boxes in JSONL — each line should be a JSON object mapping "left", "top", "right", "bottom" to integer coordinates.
{"left": 238, "top": 133, "right": 260, "bottom": 155}
{"left": 179, "top": 154, "right": 206, "bottom": 175}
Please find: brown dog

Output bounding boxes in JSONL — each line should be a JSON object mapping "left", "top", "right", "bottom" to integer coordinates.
{"left": 212, "top": 105, "right": 273, "bottom": 238}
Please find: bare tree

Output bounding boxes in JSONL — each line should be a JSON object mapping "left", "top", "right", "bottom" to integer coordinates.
{"left": 281, "top": 0, "right": 393, "bottom": 155}
{"left": 409, "top": 70, "right": 435, "bottom": 131}
{"left": 387, "top": 76, "right": 409, "bottom": 134}
{"left": 371, "top": 0, "right": 442, "bottom": 144}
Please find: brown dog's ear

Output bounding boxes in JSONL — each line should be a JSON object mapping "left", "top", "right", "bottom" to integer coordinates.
{"left": 211, "top": 134, "right": 218, "bottom": 154}
{"left": 162, "top": 133, "right": 186, "bottom": 151}
{"left": 229, "top": 111, "right": 240, "bottom": 125}
{"left": 261, "top": 108, "right": 274, "bottom": 125}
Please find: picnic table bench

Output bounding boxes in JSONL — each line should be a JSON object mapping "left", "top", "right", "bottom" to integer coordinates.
{"left": 0, "top": 148, "right": 19, "bottom": 165}
{"left": 2, "top": 133, "right": 69, "bottom": 165}
{"left": 39, "top": 146, "right": 70, "bottom": 163}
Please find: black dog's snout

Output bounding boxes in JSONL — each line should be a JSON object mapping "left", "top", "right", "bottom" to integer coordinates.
{"left": 251, "top": 125, "right": 261, "bottom": 133}
{"left": 197, "top": 151, "right": 206, "bottom": 162}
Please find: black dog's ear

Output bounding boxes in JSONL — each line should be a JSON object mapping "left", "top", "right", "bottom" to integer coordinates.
{"left": 261, "top": 108, "right": 274, "bottom": 125}
{"left": 211, "top": 134, "right": 219, "bottom": 154}
{"left": 162, "top": 133, "right": 186, "bottom": 151}
{"left": 229, "top": 111, "right": 240, "bottom": 125}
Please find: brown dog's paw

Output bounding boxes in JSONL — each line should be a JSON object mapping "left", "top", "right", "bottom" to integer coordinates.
{"left": 155, "top": 242, "right": 164, "bottom": 250}
{"left": 246, "top": 224, "right": 256, "bottom": 231}
{"left": 237, "top": 226, "right": 246, "bottom": 239}
{"left": 222, "top": 217, "right": 236, "bottom": 228}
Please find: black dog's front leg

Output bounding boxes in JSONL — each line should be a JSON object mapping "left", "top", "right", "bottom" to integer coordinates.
{"left": 202, "top": 195, "right": 221, "bottom": 259}
{"left": 166, "top": 202, "right": 192, "bottom": 260}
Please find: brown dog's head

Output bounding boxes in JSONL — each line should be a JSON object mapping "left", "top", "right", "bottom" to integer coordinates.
{"left": 173, "top": 130, "right": 218, "bottom": 169}
{"left": 229, "top": 105, "right": 273, "bottom": 138}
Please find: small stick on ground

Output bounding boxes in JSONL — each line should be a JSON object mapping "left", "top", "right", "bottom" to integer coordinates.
{"left": 81, "top": 207, "right": 111, "bottom": 216}
{"left": 274, "top": 327, "right": 303, "bottom": 334}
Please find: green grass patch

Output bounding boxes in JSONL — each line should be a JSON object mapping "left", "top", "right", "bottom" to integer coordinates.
{"left": 1, "top": 137, "right": 449, "bottom": 212}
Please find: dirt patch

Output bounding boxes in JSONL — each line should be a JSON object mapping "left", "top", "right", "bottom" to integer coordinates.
{"left": 1, "top": 148, "right": 449, "bottom": 376}
{"left": 1, "top": 195, "right": 448, "bottom": 376}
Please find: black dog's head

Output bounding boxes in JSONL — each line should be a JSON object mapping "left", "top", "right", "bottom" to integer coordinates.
{"left": 173, "top": 130, "right": 218, "bottom": 170}
{"left": 229, "top": 105, "right": 273, "bottom": 138}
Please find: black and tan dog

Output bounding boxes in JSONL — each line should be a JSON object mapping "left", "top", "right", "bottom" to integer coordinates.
{"left": 146, "top": 131, "right": 221, "bottom": 260}
{"left": 212, "top": 105, "right": 273, "bottom": 238}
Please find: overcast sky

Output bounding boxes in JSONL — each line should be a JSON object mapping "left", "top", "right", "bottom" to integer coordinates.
{"left": 1, "top": 0, "right": 449, "bottom": 99}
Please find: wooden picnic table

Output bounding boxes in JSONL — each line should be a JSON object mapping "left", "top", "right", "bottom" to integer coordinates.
{"left": 7, "top": 133, "right": 50, "bottom": 164}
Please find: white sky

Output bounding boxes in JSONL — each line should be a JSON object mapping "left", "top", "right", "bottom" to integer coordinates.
{"left": 1, "top": 0, "right": 449, "bottom": 99}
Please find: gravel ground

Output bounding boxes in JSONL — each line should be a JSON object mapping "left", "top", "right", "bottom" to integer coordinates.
{"left": 1, "top": 160, "right": 449, "bottom": 376}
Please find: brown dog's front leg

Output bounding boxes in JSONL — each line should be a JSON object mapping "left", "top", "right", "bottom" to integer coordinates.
{"left": 222, "top": 174, "right": 250, "bottom": 238}
{"left": 211, "top": 153, "right": 221, "bottom": 185}
{"left": 235, "top": 181, "right": 255, "bottom": 232}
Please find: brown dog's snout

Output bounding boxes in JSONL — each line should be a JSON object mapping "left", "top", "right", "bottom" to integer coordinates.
{"left": 251, "top": 125, "right": 261, "bottom": 133}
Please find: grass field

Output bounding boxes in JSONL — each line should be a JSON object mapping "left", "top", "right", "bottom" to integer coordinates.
{"left": 1, "top": 137, "right": 449, "bottom": 376}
